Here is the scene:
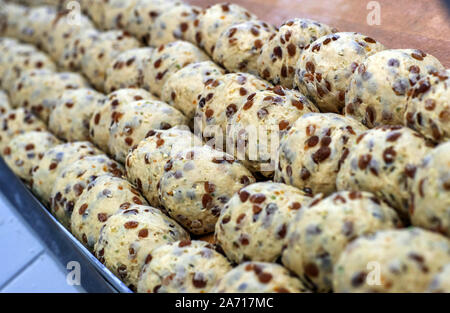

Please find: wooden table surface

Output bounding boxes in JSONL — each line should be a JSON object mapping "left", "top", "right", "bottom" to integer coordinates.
{"left": 187, "top": 0, "right": 450, "bottom": 68}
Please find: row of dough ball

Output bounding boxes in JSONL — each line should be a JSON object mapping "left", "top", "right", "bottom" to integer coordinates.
{"left": 79, "top": 1, "right": 449, "bottom": 146}
{"left": 0, "top": 96, "right": 306, "bottom": 293}
{"left": 5, "top": 1, "right": 448, "bottom": 149}
{"left": 3, "top": 0, "right": 450, "bottom": 292}
{"left": 1, "top": 124, "right": 449, "bottom": 293}
{"left": 0, "top": 87, "right": 217, "bottom": 292}
{"left": 3, "top": 0, "right": 450, "bottom": 241}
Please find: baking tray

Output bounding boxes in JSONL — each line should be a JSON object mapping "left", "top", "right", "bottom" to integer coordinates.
{"left": 0, "top": 157, "right": 132, "bottom": 293}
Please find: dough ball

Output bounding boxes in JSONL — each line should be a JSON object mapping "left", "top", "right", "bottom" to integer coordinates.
{"left": 282, "top": 190, "right": 401, "bottom": 292}
{"left": 275, "top": 113, "right": 366, "bottom": 196}
{"left": 333, "top": 228, "right": 450, "bottom": 292}
{"left": 216, "top": 182, "right": 313, "bottom": 263}
{"left": 295, "top": 32, "right": 385, "bottom": 113}
{"left": 158, "top": 146, "right": 255, "bottom": 235}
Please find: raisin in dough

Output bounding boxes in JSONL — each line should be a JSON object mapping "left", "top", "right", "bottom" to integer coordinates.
{"left": 81, "top": 30, "right": 141, "bottom": 91}
{"left": 212, "top": 262, "right": 307, "bottom": 293}
{"left": 105, "top": 48, "right": 154, "bottom": 93}
{"left": 336, "top": 125, "right": 431, "bottom": 218}
{"left": 159, "top": 146, "right": 255, "bottom": 235}
{"left": 228, "top": 86, "right": 318, "bottom": 175}
{"left": 410, "top": 142, "right": 450, "bottom": 237}
{"left": 333, "top": 228, "right": 450, "bottom": 292}
{"left": 138, "top": 240, "right": 232, "bottom": 293}
{"left": 50, "top": 155, "right": 125, "bottom": 228}
{"left": 194, "top": 3, "right": 256, "bottom": 56}
{"left": 0, "top": 90, "right": 10, "bottom": 116}
{"left": 94, "top": 205, "right": 190, "bottom": 290}
{"left": 2, "top": 131, "right": 60, "bottom": 183}
{"left": 144, "top": 40, "right": 210, "bottom": 98}
{"left": 295, "top": 32, "right": 385, "bottom": 113}
{"left": 404, "top": 69, "right": 450, "bottom": 143}
{"left": 0, "top": 108, "right": 47, "bottom": 153}
{"left": 196, "top": 73, "right": 271, "bottom": 136}
{"left": 428, "top": 264, "right": 450, "bottom": 293}
{"left": 275, "top": 113, "right": 367, "bottom": 196}
{"left": 89, "top": 88, "right": 157, "bottom": 152}
{"left": 346, "top": 49, "right": 444, "bottom": 128}
{"left": 10, "top": 69, "right": 89, "bottom": 123}
{"left": 71, "top": 176, "right": 148, "bottom": 251}
{"left": 161, "top": 61, "right": 225, "bottom": 121}
{"left": 49, "top": 88, "right": 105, "bottom": 142}
{"left": 282, "top": 190, "right": 401, "bottom": 292}
{"left": 213, "top": 20, "right": 276, "bottom": 75}
{"left": 2, "top": 47, "right": 56, "bottom": 93}
{"left": 258, "top": 18, "right": 336, "bottom": 88}
{"left": 124, "top": 0, "right": 183, "bottom": 45}
{"left": 126, "top": 127, "right": 202, "bottom": 208}
{"left": 43, "top": 9, "right": 95, "bottom": 65}
{"left": 149, "top": 3, "right": 201, "bottom": 46}
{"left": 31, "top": 141, "right": 102, "bottom": 206}
{"left": 108, "top": 99, "right": 188, "bottom": 163}
{"left": 216, "top": 182, "right": 313, "bottom": 263}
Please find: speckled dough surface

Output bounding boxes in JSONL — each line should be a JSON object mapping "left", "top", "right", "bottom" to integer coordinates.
{"left": 2, "top": 46, "right": 56, "bottom": 93}
{"left": 158, "top": 146, "right": 255, "bottom": 235}
{"left": 49, "top": 88, "right": 105, "bottom": 142}
{"left": 336, "top": 125, "right": 431, "bottom": 218}
{"left": 295, "top": 32, "right": 385, "bottom": 113}
{"left": 410, "top": 142, "right": 450, "bottom": 237}
{"left": 80, "top": 30, "right": 141, "bottom": 91}
{"left": 124, "top": 0, "right": 183, "bottom": 45}
{"left": 10, "top": 69, "right": 89, "bottom": 123}
{"left": 59, "top": 29, "right": 101, "bottom": 71}
{"left": 345, "top": 49, "right": 444, "bottom": 128}
{"left": 71, "top": 176, "right": 148, "bottom": 251}
{"left": 94, "top": 205, "right": 190, "bottom": 290}
{"left": 161, "top": 61, "right": 225, "bottom": 121}
{"left": 333, "top": 228, "right": 450, "bottom": 292}
{"left": 196, "top": 73, "right": 271, "bottom": 135}
{"left": 275, "top": 113, "right": 367, "bottom": 196}
{"left": 0, "top": 108, "right": 47, "bottom": 154}
{"left": 258, "top": 18, "right": 336, "bottom": 88}
{"left": 43, "top": 10, "right": 95, "bottom": 65}
{"left": 213, "top": 20, "right": 276, "bottom": 75}
{"left": 2, "top": 131, "right": 60, "bottom": 182}
{"left": 126, "top": 127, "right": 203, "bottom": 208}
{"left": 404, "top": 69, "right": 450, "bottom": 143}
{"left": 150, "top": 3, "right": 201, "bottom": 46}
{"left": 17, "top": 6, "right": 56, "bottom": 46}
{"left": 0, "top": 90, "right": 10, "bottom": 116}
{"left": 428, "top": 264, "right": 450, "bottom": 292}
{"left": 31, "top": 141, "right": 102, "bottom": 206}
{"left": 50, "top": 155, "right": 125, "bottom": 228}
{"left": 144, "top": 40, "right": 210, "bottom": 98}
{"left": 105, "top": 48, "right": 154, "bottom": 93}
{"left": 228, "top": 86, "right": 318, "bottom": 174}
{"left": 282, "top": 190, "right": 401, "bottom": 292}
{"left": 216, "top": 182, "right": 313, "bottom": 263}
{"left": 212, "top": 262, "right": 307, "bottom": 293}
{"left": 108, "top": 99, "right": 188, "bottom": 163}
{"left": 194, "top": 3, "right": 256, "bottom": 55}
{"left": 138, "top": 240, "right": 232, "bottom": 293}
{"left": 89, "top": 88, "right": 157, "bottom": 152}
